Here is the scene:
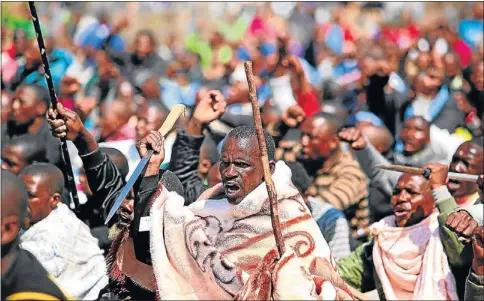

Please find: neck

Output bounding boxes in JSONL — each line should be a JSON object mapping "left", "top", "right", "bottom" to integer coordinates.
{"left": 28, "top": 118, "right": 45, "bottom": 134}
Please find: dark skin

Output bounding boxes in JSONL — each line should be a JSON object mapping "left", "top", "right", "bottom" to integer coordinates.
{"left": 136, "top": 104, "right": 168, "bottom": 141}
{"left": 391, "top": 173, "right": 435, "bottom": 227}
{"left": 400, "top": 117, "right": 431, "bottom": 155}
{"left": 19, "top": 173, "right": 61, "bottom": 225}
{"left": 1, "top": 172, "right": 28, "bottom": 277}
{"left": 357, "top": 123, "right": 393, "bottom": 155}
{"left": 1, "top": 145, "right": 28, "bottom": 175}
{"left": 447, "top": 142, "right": 484, "bottom": 198}
{"left": 100, "top": 100, "right": 134, "bottom": 139}
{"left": 2, "top": 92, "right": 12, "bottom": 124}
{"left": 220, "top": 136, "right": 275, "bottom": 205}
{"left": 472, "top": 226, "right": 484, "bottom": 276}
{"left": 10, "top": 86, "right": 47, "bottom": 131}
{"left": 207, "top": 161, "right": 222, "bottom": 188}
{"left": 298, "top": 116, "right": 340, "bottom": 170}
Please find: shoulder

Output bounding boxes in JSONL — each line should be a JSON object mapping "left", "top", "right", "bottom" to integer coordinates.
{"left": 5, "top": 249, "right": 73, "bottom": 300}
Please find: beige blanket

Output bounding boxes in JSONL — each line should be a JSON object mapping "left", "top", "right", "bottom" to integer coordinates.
{"left": 370, "top": 212, "right": 458, "bottom": 300}
{"left": 150, "top": 161, "right": 354, "bottom": 300}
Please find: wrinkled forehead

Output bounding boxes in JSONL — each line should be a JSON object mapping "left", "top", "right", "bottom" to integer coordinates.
{"left": 456, "top": 142, "right": 483, "bottom": 159}
{"left": 221, "top": 136, "right": 259, "bottom": 159}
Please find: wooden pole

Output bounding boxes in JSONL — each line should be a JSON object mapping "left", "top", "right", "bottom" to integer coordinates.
{"left": 244, "top": 61, "right": 285, "bottom": 256}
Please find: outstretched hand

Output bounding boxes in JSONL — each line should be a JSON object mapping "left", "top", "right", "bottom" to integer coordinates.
{"left": 338, "top": 127, "right": 367, "bottom": 150}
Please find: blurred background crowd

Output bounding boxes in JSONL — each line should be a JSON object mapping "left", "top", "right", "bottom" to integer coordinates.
{"left": 1, "top": 1, "right": 484, "bottom": 300}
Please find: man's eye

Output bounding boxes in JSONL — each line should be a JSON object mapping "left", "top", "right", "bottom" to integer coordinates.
{"left": 235, "top": 162, "right": 249, "bottom": 168}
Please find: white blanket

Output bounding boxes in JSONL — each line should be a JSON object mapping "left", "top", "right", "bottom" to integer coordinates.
{"left": 20, "top": 203, "right": 109, "bottom": 300}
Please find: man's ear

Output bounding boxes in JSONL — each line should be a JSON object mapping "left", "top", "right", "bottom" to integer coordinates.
{"left": 330, "top": 135, "right": 340, "bottom": 151}
{"left": 50, "top": 193, "right": 62, "bottom": 209}
{"left": 269, "top": 160, "right": 276, "bottom": 175}
{"left": 36, "top": 102, "right": 48, "bottom": 117}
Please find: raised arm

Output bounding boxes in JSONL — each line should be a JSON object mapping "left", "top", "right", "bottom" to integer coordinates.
{"left": 168, "top": 90, "right": 226, "bottom": 205}
{"left": 47, "top": 103, "right": 124, "bottom": 221}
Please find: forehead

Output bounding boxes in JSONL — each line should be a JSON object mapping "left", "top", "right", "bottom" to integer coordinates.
{"left": 20, "top": 173, "right": 44, "bottom": 190}
{"left": 3, "top": 144, "right": 25, "bottom": 158}
{"left": 405, "top": 118, "right": 427, "bottom": 128}
{"left": 300, "top": 117, "right": 332, "bottom": 136}
{"left": 456, "top": 143, "right": 482, "bottom": 158}
{"left": 222, "top": 137, "right": 259, "bottom": 158}
{"left": 15, "top": 87, "right": 38, "bottom": 103}
{"left": 397, "top": 174, "right": 427, "bottom": 188}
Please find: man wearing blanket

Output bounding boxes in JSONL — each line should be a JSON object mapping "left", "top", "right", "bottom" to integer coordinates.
{"left": 337, "top": 163, "right": 472, "bottom": 300}
{"left": 137, "top": 126, "right": 355, "bottom": 300}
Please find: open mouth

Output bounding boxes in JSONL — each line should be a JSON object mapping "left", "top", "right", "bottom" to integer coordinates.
{"left": 225, "top": 182, "right": 241, "bottom": 197}
{"left": 447, "top": 179, "right": 461, "bottom": 191}
{"left": 393, "top": 204, "right": 410, "bottom": 217}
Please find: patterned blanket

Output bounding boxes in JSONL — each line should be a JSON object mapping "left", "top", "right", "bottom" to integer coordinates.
{"left": 149, "top": 161, "right": 355, "bottom": 300}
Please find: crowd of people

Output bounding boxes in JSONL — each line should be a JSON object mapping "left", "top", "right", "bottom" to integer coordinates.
{"left": 1, "top": 2, "right": 484, "bottom": 300}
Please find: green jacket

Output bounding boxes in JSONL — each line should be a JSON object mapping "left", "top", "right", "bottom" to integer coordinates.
{"left": 337, "top": 197, "right": 473, "bottom": 300}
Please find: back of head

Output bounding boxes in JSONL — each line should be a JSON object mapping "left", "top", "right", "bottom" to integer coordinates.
{"left": 8, "top": 134, "right": 47, "bottom": 164}
{"left": 224, "top": 126, "right": 276, "bottom": 161}
{"left": 312, "top": 111, "right": 344, "bottom": 136}
{"left": 286, "top": 161, "right": 313, "bottom": 195}
{"left": 20, "top": 163, "right": 65, "bottom": 196}
{"left": 100, "top": 147, "right": 129, "bottom": 179}
{"left": 1, "top": 170, "right": 28, "bottom": 222}
{"left": 2, "top": 170, "right": 28, "bottom": 247}
{"left": 201, "top": 135, "right": 220, "bottom": 164}
{"left": 360, "top": 125, "right": 394, "bottom": 155}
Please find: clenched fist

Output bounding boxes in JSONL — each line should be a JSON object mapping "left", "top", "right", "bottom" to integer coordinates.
{"left": 338, "top": 127, "right": 367, "bottom": 150}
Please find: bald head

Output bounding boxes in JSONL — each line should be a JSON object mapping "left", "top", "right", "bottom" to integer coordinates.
{"left": 1, "top": 134, "right": 47, "bottom": 175}
{"left": 359, "top": 125, "right": 394, "bottom": 155}
{"left": 2, "top": 170, "right": 28, "bottom": 248}
{"left": 20, "top": 163, "right": 64, "bottom": 196}
{"left": 1, "top": 170, "right": 28, "bottom": 221}
{"left": 100, "top": 147, "right": 129, "bottom": 179}
{"left": 448, "top": 141, "right": 484, "bottom": 198}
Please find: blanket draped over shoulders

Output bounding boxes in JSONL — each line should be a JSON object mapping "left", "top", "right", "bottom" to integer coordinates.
{"left": 149, "top": 161, "right": 355, "bottom": 300}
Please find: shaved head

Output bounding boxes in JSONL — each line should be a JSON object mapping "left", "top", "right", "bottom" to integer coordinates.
{"left": 359, "top": 125, "right": 394, "bottom": 155}
{"left": 1, "top": 170, "right": 28, "bottom": 221}
{"left": 20, "top": 163, "right": 64, "bottom": 196}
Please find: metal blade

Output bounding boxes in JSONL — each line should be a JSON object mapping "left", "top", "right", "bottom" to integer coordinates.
{"left": 104, "top": 150, "right": 154, "bottom": 225}
{"left": 448, "top": 172, "right": 479, "bottom": 182}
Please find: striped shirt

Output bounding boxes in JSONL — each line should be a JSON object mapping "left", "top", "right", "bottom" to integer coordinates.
{"left": 305, "top": 150, "right": 370, "bottom": 240}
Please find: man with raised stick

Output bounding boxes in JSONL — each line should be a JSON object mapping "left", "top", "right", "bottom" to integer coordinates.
{"left": 143, "top": 62, "right": 356, "bottom": 300}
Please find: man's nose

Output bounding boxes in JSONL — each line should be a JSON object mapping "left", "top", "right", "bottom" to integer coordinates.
{"left": 12, "top": 100, "right": 20, "bottom": 111}
{"left": 453, "top": 161, "right": 466, "bottom": 173}
{"left": 223, "top": 165, "right": 237, "bottom": 178}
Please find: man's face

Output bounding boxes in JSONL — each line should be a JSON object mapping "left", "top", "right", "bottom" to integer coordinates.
{"left": 448, "top": 143, "right": 484, "bottom": 197}
{"left": 78, "top": 168, "right": 92, "bottom": 197}
{"left": 298, "top": 117, "right": 339, "bottom": 162}
{"left": 422, "top": 69, "right": 443, "bottom": 94}
{"left": 220, "top": 137, "right": 267, "bottom": 205}
{"left": 443, "top": 54, "right": 460, "bottom": 78}
{"left": 392, "top": 174, "right": 434, "bottom": 227}
{"left": 135, "top": 34, "right": 153, "bottom": 59}
{"left": 208, "top": 162, "right": 222, "bottom": 188}
{"left": 1, "top": 145, "right": 26, "bottom": 175}
{"left": 400, "top": 118, "right": 430, "bottom": 155}
{"left": 135, "top": 106, "right": 166, "bottom": 140}
{"left": 19, "top": 174, "right": 56, "bottom": 224}
{"left": 11, "top": 87, "right": 44, "bottom": 126}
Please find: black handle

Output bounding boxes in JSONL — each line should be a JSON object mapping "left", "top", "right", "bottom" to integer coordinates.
{"left": 28, "top": 2, "right": 80, "bottom": 211}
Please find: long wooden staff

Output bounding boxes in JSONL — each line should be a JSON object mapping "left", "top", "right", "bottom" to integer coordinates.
{"left": 244, "top": 61, "right": 285, "bottom": 256}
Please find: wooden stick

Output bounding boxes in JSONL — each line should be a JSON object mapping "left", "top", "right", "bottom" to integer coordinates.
{"left": 244, "top": 61, "right": 285, "bottom": 257}
{"left": 376, "top": 164, "right": 479, "bottom": 182}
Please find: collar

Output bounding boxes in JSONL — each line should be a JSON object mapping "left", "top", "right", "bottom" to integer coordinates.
{"left": 456, "top": 192, "right": 480, "bottom": 207}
